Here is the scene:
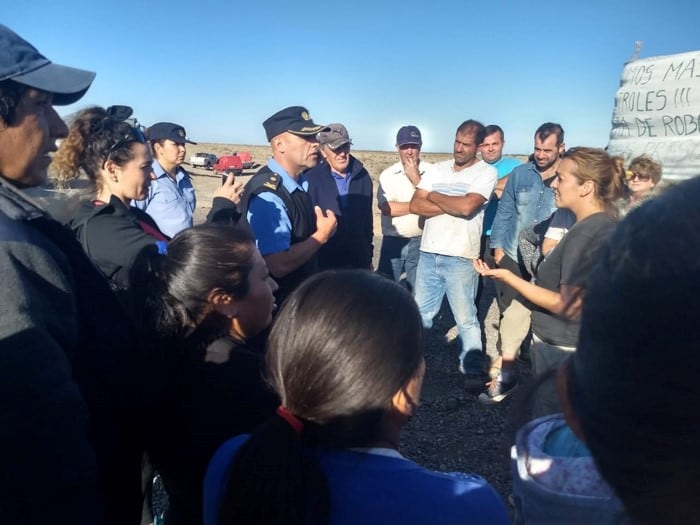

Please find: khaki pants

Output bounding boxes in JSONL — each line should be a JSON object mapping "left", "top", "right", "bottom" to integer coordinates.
{"left": 500, "top": 298, "right": 532, "bottom": 360}
{"left": 530, "top": 334, "right": 576, "bottom": 419}
{"left": 495, "top": 254, "right": 532, "bottom": 360}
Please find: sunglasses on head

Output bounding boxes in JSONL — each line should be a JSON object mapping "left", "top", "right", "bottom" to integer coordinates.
{"left": 100, "top": 105, "right": 147, "bottom": 168}
{"left": 102, "top": 125, "right": 147, "bottom": 169}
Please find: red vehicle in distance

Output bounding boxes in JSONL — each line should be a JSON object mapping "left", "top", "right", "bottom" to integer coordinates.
{"left": 213, "top": 154, "right": 243, "bottom": 177}
{"left": 233, "top": 151, "right": 255, "bottom": 169}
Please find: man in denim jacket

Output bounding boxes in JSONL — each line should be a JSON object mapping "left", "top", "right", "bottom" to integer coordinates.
{"left": 483, "top": 123, "right": 564, "bottom": 403}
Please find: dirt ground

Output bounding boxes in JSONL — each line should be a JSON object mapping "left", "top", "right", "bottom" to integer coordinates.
{"left": 187, "top": 143, "right": 530, "bottom": 506}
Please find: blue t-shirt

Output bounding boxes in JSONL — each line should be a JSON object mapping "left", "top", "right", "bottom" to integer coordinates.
{"left": 483, "top": 156, "right": 521, "bottom": 236}
{"left": 204, "top": 434, "right": 509, "bottom": 525}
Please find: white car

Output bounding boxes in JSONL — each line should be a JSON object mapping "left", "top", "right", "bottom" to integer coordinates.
{"left": 189, "top": 152, "right": 218, "bottom": 169}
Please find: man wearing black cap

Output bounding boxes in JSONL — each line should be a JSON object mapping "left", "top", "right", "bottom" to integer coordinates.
{"left": 133, "top": 121, "right": 198, "bottom": 237}
{"left": 0, "top": 25, "right": 142, "bottom": 524}
{"left": 376, "top": 125, "right": 432, "bottom": 293}
{"left": 305, "top": 123, "right": 373, "bottom": 270}
{"left": 241, "top": 106, "right": 337, "bottom": 304}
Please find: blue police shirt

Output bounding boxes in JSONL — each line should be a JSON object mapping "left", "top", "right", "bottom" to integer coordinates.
{"left": 132, "top": 160, "right": 196, "bottom": 238}
{"left": 246, "top": 158, "right": 310, "bottom": 255}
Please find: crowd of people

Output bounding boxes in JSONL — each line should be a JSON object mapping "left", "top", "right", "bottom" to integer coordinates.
{"left": 1, "top": 23, "right": 696, "bottom": 525}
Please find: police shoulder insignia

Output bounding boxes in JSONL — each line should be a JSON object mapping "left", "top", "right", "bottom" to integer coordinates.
{"left": 262, "top": 174, "right": 280, "bottom": 191}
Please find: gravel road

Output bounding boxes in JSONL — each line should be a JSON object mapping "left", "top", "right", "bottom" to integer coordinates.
{"left": 399, "top": 280, "right": 529, "bottom": 508}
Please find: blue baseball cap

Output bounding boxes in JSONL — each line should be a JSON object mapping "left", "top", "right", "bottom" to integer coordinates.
{"left": 396, "top": 125, "right": 422, "bottom": 146}
{"left": 0, "top": 24, "right": 95, "bottom": 106}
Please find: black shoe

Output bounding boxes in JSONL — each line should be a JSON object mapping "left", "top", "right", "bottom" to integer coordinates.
{"left": 478, "top": 379, "right": 518, "bottom": 404}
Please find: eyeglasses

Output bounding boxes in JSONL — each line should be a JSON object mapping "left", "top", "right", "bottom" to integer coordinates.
{"left": 626, "top": 170, "right": 650, "bottom": 181}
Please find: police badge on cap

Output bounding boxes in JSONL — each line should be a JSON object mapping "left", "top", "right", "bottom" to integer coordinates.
{"left": 262, "top": 106, "right": 329, "bottom": 142}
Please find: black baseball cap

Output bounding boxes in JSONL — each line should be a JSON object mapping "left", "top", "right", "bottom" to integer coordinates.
{"left": 263, "top": 106, "right": 328, "bottom": 141}
{"left": 0, "top": 24, "right": 95, "bottom": 106}
{"left": 148, "top": 122, "right": 197, "bottom": 144}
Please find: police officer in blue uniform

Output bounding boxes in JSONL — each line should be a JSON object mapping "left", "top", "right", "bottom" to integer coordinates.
{"left": 241, "top": 106, "right": 337, "bottom": 304}
{"left": 134, "top": 122, "right": 197, "bottom": 238}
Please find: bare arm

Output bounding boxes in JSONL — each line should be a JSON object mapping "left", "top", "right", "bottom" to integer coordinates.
{"left": 409, "top": 188, "right": 444, "bottom": 217}
{"left": 380, "top": 200, "right": 411, "bottom": 217}
{"left": 379, "top": 158, "right": 423, "bottom": 217}
{"left": 473, "top": 260, "right": 582, "bottom": 319}
{"left": 264, "top": 207, "right": 337, "bottom": 278}
{"left": 427, "top": 192, "right": 487, "bottom": 217}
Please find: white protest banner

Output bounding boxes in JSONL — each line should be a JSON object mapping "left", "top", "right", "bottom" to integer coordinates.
{"left": 607, "top": 50, "right": 700, "bottom": 181}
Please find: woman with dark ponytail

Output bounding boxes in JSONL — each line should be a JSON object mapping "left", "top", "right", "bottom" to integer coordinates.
{"left": 204, "top": 270, "right": 509, "bottom": 525}
{"left": 133, "top": 223, "right": 279, "bottom": 525}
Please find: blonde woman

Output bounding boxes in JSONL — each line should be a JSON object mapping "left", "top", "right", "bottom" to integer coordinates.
{"left": 474, "top": 147, "right": 625, "bottom": 415}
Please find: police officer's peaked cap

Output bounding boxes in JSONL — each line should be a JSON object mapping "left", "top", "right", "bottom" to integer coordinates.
{"left": 148, "top": 122, "right": 197, "bottom": 145}
{"left": 263, "top": 106, "right": 329, "bottom": 142}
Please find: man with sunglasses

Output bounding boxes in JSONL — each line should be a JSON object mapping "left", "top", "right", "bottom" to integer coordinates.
{"left": 0, "top": 25, "right": 143, "bottom": 524}
{"left": 305, "top": 123, "right": 373, "bottom": 270}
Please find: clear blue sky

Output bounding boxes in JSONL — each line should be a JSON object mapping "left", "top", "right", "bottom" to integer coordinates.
{"left": 7, "top": 0, "right": 700, "bottom": 154}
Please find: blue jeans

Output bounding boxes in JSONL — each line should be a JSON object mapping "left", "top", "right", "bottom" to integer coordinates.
{"left": 377, "top": 235, "right": 421, "bottom": 294}
{"left": 415, "top": 251, "right": 483, "bottom": 372}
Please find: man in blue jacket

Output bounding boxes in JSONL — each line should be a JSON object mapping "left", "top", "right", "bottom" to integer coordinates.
{"left": 485, "top": 122, "right": 564, "bottom": 403}
{"left": 306, "top": 123, "right": 373, "bottom": 269}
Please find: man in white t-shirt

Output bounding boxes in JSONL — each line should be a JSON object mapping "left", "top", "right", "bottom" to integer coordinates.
{"left": 410, "top": 120, "right": 497, "bottom": 386}
{"left": 376, "top": 125, "right": 433, "bottom": 293}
